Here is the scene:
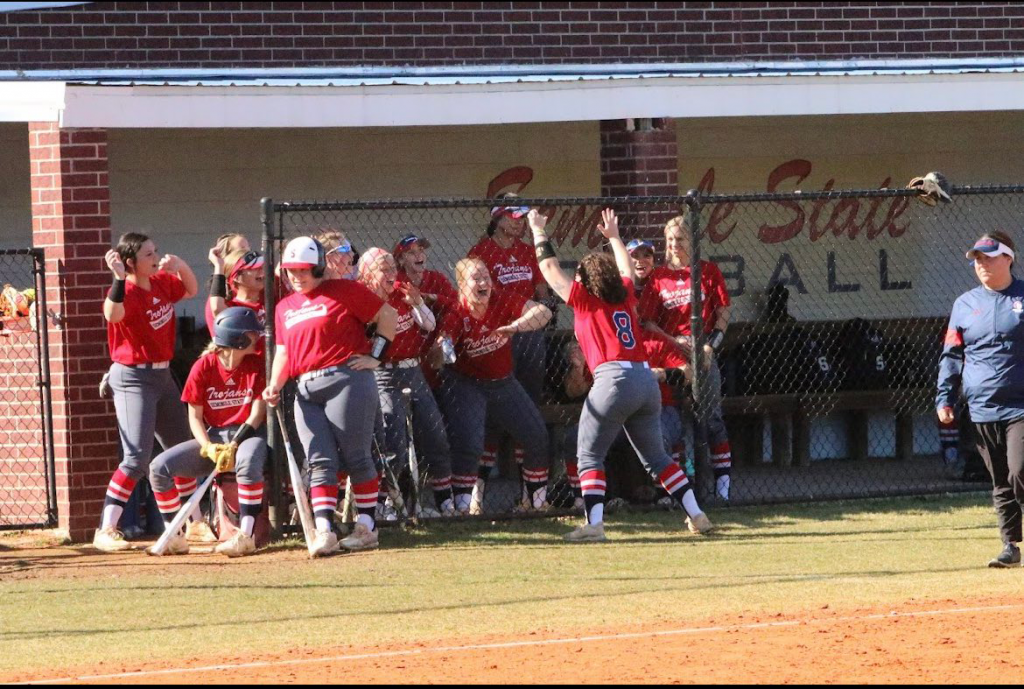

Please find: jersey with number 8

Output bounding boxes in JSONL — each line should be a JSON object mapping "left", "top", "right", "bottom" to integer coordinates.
{"left": 568, "top": 278, "right": 648, "bottom": 373}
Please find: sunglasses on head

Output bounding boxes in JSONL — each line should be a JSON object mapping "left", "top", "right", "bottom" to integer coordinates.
{"left": 327, "top": 240, "right": 352, "bottom": 255}
{"left": 490, "top": 205, "right": 530, "bottom": 218}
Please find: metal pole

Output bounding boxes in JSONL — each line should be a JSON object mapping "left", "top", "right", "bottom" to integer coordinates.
{"left": 31, "top": 249, "right": 58, "bottom": 527}
{"left": 685, "top": 192, "right": 712, "bottom": 500}
{"left": 260, "top": 197, "right": 284, "bottom": 534}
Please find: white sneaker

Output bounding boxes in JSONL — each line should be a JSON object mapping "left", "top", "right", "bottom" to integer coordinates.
{"left": 469, "top": 478, "right": 486, "bottom": 515}
{"left": 375, "top": 500, "right": 399, "bottom": 523}
{"left": 93, "top": 526, "right": 131, "bottom": 552}
{"left": 215, "top": 531, "right": 256, "bottom": 558}
{"left": 146, "top": 531, "right": 190, "bottom": 556}
{"left": 186, "top": 520, "right": 218, "bottom": 543}
{"left": 339, "top": 523, "right": 379, "bottom": 552}
{"left": 454, "top": 493, "right": 472, "bottom": 516}
{"left": 310, "top": 529, "right": 340, "bottom": 558}
{"left": 564, "top": 522, "right": 607, "bottom": 543}
{"left": 686, "top": 512, "right": 714, "bottom": 535}
{"left": 438, "top": 498, "right": 457, "bottom": 517}
{"left": 416, "top": 505, "right": 442, "bottom": 519}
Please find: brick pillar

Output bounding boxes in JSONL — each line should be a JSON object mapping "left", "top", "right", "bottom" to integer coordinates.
{"left": 599, "top": 117, "right": 679, "bottom": 243}
{"left": 28, "top": 122, "right": 118, "bottom": 542}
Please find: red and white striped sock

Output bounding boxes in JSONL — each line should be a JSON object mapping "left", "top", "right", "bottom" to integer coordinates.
{"left": 153, "top": 488, "right": 182, "bottom": 529}
{"left": 522, "top": 467, "right": 549, "bottom": 506}
{"left": 658, "top": 463, "right": 701, "bottom": 517}
{"left": 478, "top": 445, "right": 497, "bottom": 480}
{"left": 514, "top": 446, "right": 525, "bottom": 466}
{"left": 174, "top": 476, "right": 203, "bottom": 522}
{"left": 101, "top": 469, "right": 137, "bottom": 529}
{"left": 238, "top": 482, "right": 264, "bottom": 537}
{"left": 310, "top": 484, "right": 339, "bottom": 533}
{"left": 580, "top": 469, "right": 606, "bottom": 524}
{"left": 353, "top": 478, "right": 379, "bottom": 531}
{"left": 565, "top": 461, "right": 582, "bottom": 499}
{"left": 711, "top": 441, "right": 732, "bottom": 499}
{"left": 431, "top": 476, "right": 453, "bottom": 510}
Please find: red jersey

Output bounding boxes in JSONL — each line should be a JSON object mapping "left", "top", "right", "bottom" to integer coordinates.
{"left": 386, "top": 290, "right": 430, "bottom": 362}
{"left": 637, "top": 262, "right": 730, "bottom": 337}
{"left": 441, "top": 294, "right": 528, "bottom": 380}
{"left": 275, "top": 279, "right": 384, "bottom": 379}
{"left": 567, "top": 278, "right": 647, "bottom": 373}
{"left": 107, "top": 272, "right": 186, "bottom": 365}
{"left": 205, "top": 296, "right": 265, "bottom": 338}
{"left": 181, "top": 351, "right": 265, "bottom": 429}
{"left": 467, "top": 237, "right": 542, "bottom": 302}
{"left": 642, "top": 331, "right": 689, "bottom": 408}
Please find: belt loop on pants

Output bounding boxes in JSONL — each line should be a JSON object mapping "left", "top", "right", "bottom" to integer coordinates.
{"left": 126, "top": 361, "right": 170, "bottom": 370}
{"left": 298, "top": 364, "right": 346, "bottom": 384}
{"left": 383, "top": 357, "right": 420, "bottom": 370}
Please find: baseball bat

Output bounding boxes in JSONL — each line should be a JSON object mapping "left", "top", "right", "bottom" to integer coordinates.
{"left": 275, "top": 405, "right": 317, "bottom": 555}
{"left": 401, "top": 387, "right": 421, "bottom": 519}
{"left": 149, "top": 471, "right": 217, "bottom": 556}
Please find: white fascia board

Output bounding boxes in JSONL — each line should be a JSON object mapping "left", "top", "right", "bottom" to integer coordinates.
{"left": 0, "top": 82, "right": 65, "bottom": 122}
{"left": 60, "top": 72, "right": 1024, "bottom": 128}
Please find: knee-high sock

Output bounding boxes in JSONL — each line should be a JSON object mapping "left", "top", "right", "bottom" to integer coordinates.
{"left": 101, "top": 469, "right": 137, "bottom": 529}
{"left": 238, "top": 482, "right": 263, "bottom": 537}
{"left": 711, "top": 441, "right": 732, "bottom": 500}
{"left": 352, "top": 478, "right": 379, "bottom": 531}
{"left": 580, "top": 469, "right": 606, "bottom": 525}
{"left": 658, "top": 463, "right": 701, "bottom": 518}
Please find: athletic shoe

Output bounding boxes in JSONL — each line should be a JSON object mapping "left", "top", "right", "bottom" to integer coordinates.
{"left": 310, "top": 529, "right": 340, "bottom": 558}
{"left": 146, "top": 532, "right": 190, "bottom": 556}
{"left": 215, "top": 531, "right": 256, "bottom": 558}
{"left": 375, "top": 499, "right": 399, "bottom": 523}
{"left": 564, "top": 522, "right": 607, "bottom": 543}
{"left": 513, "top": 498, "right": 553, "bottom": 514}
{"left": 987, "top": 542, "right": 1021, "bottom": 568}
{"left": 186, "top": 520, "right": 218, "bottom": 543}
{"left": 469, "top": 479, "right": 486, "bottom": 515}
{"left": 656, "top": 496, "right": 675, "bottom": 511}
{"left": 605, "top": 497, "right": 627, "bottom": 514}
{"left": 686, "top": 512, "right": 714, "bottom": 535}
{"left": 454, "top": 493, "right": 472, "bottom": 516}
{"left": 438, "top": 498, "right": 457, "bottom": 517}
{"left": 416, "top": 505, "right": 443, "bottom": 519}
{"left": 92, "top": 526, "right": 131, "bottom": 552}
{"left": 340, "top": 523, "right": 379, "bottom": 552}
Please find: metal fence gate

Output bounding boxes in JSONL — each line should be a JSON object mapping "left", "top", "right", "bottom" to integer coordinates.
{"left": 0, "top": 249, "right": 56, "bottom": 529}
{"left": 260, "top": 183, "right": 1019, "bottom": 524}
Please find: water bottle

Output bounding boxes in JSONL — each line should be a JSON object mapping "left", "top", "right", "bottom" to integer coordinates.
{"left": 441, "top": 336, "right": 457, "bottom": 364}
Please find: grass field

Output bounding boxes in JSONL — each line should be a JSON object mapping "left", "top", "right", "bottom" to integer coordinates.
{"left": 1, "top": 492, "right": 1021, "bottom": 683}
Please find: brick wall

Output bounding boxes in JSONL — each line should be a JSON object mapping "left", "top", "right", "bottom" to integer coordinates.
{"left": 28, "top": 123, "right": 119, "bottom": 541}
{"left": 600, "top": 118, "right": 678, "bottom": 241}
{"left": 1, "top": 2, "right": 1022, "bottom": 70}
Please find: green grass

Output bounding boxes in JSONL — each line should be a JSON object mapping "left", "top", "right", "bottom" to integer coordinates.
{"left": 0, "top": 493, "right": 1018, "bottom": 677}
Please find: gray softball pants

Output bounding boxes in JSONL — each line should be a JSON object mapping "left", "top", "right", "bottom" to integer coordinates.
{"left": 149, "top": 425, "right": 267, "bottom": 493}
{"left": 512, "top": 329, "right": 546, "bottom": 401}
{"left": 565, "top": 405, "right": 684, "bottom": 473}
{"left": 439, "top": 370, "right": 549, "bottom": 478}
{"left": 374, "top": 365, "right": 452, "bottom": 481}
{"left": 109, "top": 363, "right": 191, "bottom": 481}
{"left": 699, "top": 359, "right": 729, "bottom": 447}
{"left": 294, "top": 365, "right": 379, "bottom": 487}
{"left": 576, "top": 361, "right": 676, "bottom": 478}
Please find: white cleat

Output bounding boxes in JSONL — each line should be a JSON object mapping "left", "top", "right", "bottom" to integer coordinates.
{"left": 92, "top": 527, "right": 131, "bottom": 552}
{"left": 146, "top": 532, "right": 190, "bottom": 556}
{"left": 310, "top": 529, "right": 340, "bottom": 558}
{"left": 563, "top": 522, "right": 607, "bottom": 543}
{"left": 215, "top": 531, "right": 256, "bottom": 558}
{"left": 186, "top": 520, "right": 218, "bottom": 543}
{"left": 686, "top": 512, "right": 714, "bottom": 535}
{"left": 339, "top": 523, "right": 379, "bottom": 552}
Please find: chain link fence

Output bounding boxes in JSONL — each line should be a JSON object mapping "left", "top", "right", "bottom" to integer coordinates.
{"left": 0, "top": 249, "right": 56, "bottom": 529}
{"left": 261, "top": 185, "right": 1017, "bottom": 524}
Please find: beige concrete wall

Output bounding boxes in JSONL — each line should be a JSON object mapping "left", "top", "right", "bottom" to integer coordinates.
{"left": 0, "top": 123, "right": 31, "bottom": 250}
{"left": 107, "top": 122, "right": 601, "bottom": 323}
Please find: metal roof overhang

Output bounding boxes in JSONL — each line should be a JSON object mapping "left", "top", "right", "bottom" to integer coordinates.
{"left": 3, "top": 59, "right": 1024, "bottom": 128}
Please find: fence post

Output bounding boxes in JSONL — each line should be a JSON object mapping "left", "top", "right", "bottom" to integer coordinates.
{"left": 261, "top": 198, "right": 284, "bottom": 534}
{"left": 685, "top": 191, "right": 714, "bottom": 500}
{"left": 31, "top": 249, "right": 57, "bottom": 527}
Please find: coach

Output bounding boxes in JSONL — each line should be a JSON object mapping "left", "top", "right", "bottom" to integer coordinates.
{"left": 937, "top": 231, "right": 1024, "bottom": 568}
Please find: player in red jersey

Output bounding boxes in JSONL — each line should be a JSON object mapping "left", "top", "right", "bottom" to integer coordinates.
{"left": 93, "top": 232, "right": 199, "bottom": 552}
{"left": 437, "top": 257, "right": 553, "bottom": 515}
{"left": 314, "top": 229, "right": 358, "bottom": 281}
{"left": 358, "top": 247, "right": 455, "bottom": 517}
{"left": 206, "top": 247, "right": 265, "bottom": 337}
{"left": 148, "top": 307, "right": 267, "bottom": 557}
{"left": 528, "top": 209, "right": 712, "bottom": 542}
{"left": 638, "top": 214, "right": 734, "bottom": 502}
{"left": 626, "top": 239, "right": 656, "bottom": 298}
{"left": 263, "top": 236, "right": 397, "bottom": 557}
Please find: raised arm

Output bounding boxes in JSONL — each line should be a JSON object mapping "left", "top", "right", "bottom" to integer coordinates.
{"left": 160, "top": 254, "right": 199, "bottom": 299}
{"left": 527, "top": 209, "right": 573, "bottom": 303}
{"left": 103, "top": 249, "right": 127, "bottom": 323}
{"left": 596, "top": 209, "right": 635, "bottom": 283}
{"left": 495, "top": 299, "right": 552, "bottom": 338}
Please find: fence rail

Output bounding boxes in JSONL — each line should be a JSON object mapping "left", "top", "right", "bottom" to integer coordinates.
{"left": 261, "top": 184, "right": 1020, "bottom": 527}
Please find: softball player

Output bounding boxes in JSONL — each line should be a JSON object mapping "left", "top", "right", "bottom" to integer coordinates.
{"left": 314, "top": 229, "right": 358, "bottom": 281}
{"left": 206, "top": 247, "right": 265, "bottom": 336}
{"left": 638, "top": 215, "right": 734, "bottom": 501}
{"left": 437, "top": 257, "right": 553, "bottom": 515}
{"left": 148, "top": 307, "right": 267, "bottom": 557}
{"left": 93, "top": 232, "right": 199, "bottom": 552}
{"left": 263, "top": 236, "right": 397, "bottom": 557}
{"left": 626, "top": 239, "right": 656, "bottom": 298}
{"left": 358, "top": 247, "right": 455, "bottom": 516}
{"left": 528, "top": 209, "right": 712, "bottom": 542}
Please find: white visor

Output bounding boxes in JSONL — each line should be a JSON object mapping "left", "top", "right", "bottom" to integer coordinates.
{"left": 966, "top": 241, "right": 1015, "bottom": 261}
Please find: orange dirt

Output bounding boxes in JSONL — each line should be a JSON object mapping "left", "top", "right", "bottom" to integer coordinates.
{"left": 7, "top": 596, "right": 1024, "bottom": 685}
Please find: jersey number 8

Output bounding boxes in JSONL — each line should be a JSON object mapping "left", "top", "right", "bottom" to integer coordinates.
{"left": 612, "top": 311, "right": 636, "bottom": 349}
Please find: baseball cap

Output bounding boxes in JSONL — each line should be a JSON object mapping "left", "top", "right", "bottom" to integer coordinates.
{"left": 626, "top": 239, "right": 655, "bottom": 256}
{"left": 966, "top": 238, "right": 1015, "bottom": 261}
{"left": 490, "top": 205, "right": 530, "bottom": 219}
{"left": 393, "top": 233, "right": 431, "bottom": 257}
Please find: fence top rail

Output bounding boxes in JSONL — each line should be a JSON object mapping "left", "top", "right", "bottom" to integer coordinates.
{"left": 269, "top": 184, "right": 1024, "bottom": 213}
{"left": 0, "top": 248, "right": 42, "bottom": 258}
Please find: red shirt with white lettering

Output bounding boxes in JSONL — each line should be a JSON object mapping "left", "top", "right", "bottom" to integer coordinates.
{"left": 637, "top": 262, "right": 730, "bottom": 337}
{"left": 275, "top": 279, "right": 384, "bottom": 379}
{"left": 441, "top": 294, "right": 528, "bottom": 380}
{"left": 468, "top": 237, "right": 542, "bottom": 302}
{"left": 107, "top": 272, "right": 186, "bottom": 365}
{"left": 386, "top": 290, "right": 431, "bottom": 362}
{"left": 181, "top": 351, "right": 265, "bottom": 429}
{"left": 642, "top": 330, "right": 689, "bottom": 408}
{"left": 567, "top": 278, "right": 647, "bottom": 373}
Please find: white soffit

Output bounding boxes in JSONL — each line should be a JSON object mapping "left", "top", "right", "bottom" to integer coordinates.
{"left": 0, "top": 82, "right": 65, "bottom": 122}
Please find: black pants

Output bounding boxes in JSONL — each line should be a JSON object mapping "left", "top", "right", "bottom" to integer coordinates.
{"left": 973, "top": 417, "right": 1024, "bottom": 544}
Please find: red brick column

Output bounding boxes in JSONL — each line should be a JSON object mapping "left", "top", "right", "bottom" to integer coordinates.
{"left": 599, "top": 118, "right": 680, "bottom": 243}
{"left": 28, "top": 122, "right": 118, "bottom": 541}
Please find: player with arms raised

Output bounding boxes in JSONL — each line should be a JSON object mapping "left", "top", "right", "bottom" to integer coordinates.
{"left": 528, "top": 209, "right": 713, "bottom": 542}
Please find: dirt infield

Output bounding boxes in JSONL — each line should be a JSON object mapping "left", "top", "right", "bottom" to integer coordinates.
{"left": 11, "top": 596, "right": 1024, "bottom": 684}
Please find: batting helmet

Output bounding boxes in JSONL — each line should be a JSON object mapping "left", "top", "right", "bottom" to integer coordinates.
{"left": 213, "top": 306, "right": 262, "bottom": 350}
{"left": 281, "top": 236, "right": 327, "bottom": 279}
